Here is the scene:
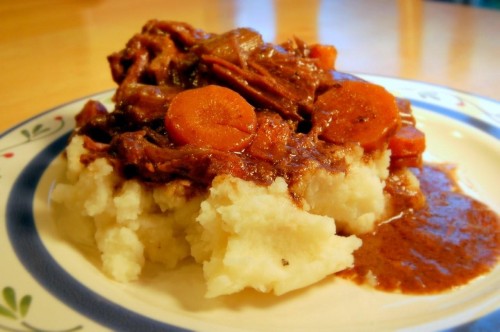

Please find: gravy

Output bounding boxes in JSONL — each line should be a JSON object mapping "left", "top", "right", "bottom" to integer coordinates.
{"left": 339, "top": 165, "right": 500, "bottom": 294}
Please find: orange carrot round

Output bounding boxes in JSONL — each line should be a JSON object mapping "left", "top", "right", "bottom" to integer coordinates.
{"left": 313, "top": 80, "right": 401, "bottom": 150}
{"left": 309, "top": 44, "right": 337, "bottom": 70}
{"left": 389, "top": 125, "right": 426, "bottom": 157}
{"left": 165, "top": 85, "right": 257, "bottom": 151}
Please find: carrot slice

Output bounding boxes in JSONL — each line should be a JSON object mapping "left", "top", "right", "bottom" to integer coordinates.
{"left": 309, "top": 44, "right": 337, "bottom": 70}
{"left": 312, "top": 80, "right": 401, "bottom": 150}
{"left": 389, "top": 125, "right": 426, "bottom": 158}
{"left": 165, "top": 85, "right": 257, "bottom": 151}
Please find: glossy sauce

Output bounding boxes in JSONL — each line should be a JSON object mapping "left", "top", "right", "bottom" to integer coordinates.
{"left": 338, "top": 165, "right": 500, "bottom": 294}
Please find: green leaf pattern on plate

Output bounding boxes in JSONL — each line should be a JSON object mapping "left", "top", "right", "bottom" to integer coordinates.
{"left": 2, "top": 288, "right": 17, "bottom": 313}
{"left": 0, "top": 116, "right": 66, "bottom": 179}
{"left": 0, "top": 287, "right": 82, "bottom": 332}
{"left": 0, "top": 116, "right": 65, "bottom": 156}
{"left": 18, "top": 297, "right": 31, "bottom": 319}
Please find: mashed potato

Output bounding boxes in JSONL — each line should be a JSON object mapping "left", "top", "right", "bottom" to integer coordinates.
{"left": 192, "top": 175, "right": 360, "bottom": 297}
{"left": 295, "top": 147, "right": 391, "bottom": 234}
{"left": 52, "top": 134, "right": 392, "bottom": 297}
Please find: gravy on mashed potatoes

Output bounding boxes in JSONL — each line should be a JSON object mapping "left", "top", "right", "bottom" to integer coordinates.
{"left": 52, "top": 21, "right": 498, "bottom": 298}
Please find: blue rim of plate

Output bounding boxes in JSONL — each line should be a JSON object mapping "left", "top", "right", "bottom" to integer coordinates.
{"left": 3, "top": 80, "right": 500, "bottom": 331}
{"left": 410, "top": 99, "right": 499, "bottom": 139}
{"left": 6, "top": 132, "right": 190, "bottom": 332}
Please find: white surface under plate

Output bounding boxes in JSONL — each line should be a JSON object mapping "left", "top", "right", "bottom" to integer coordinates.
{"left": 0, "top": 74, "right": 499, "bottom": 332}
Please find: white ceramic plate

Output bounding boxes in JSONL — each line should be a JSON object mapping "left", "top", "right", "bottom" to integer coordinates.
{"left": 1, "top": 75, "right": 499, "bottom": 332}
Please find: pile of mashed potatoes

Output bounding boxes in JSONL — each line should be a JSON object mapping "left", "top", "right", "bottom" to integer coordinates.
{"left": 51, "top": 134, "right": 393, "bottom": 298}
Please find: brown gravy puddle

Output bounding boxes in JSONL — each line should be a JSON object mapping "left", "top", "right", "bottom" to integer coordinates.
{"left": 338, "top": 164, "right": 500, "bottom": 294}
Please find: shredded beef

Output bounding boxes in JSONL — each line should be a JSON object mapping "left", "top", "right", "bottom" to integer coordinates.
{"left": 75, "top": 20, "right": 422, "bottom": 188}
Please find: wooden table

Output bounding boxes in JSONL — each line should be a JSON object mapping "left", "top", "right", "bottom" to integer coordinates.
{"left": 0, "top": 0, "right": 499, "bottom": 132}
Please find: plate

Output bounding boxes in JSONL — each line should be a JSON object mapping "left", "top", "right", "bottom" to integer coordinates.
{"left": 1, "top": 75, "right": 499, "bottom": 332}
